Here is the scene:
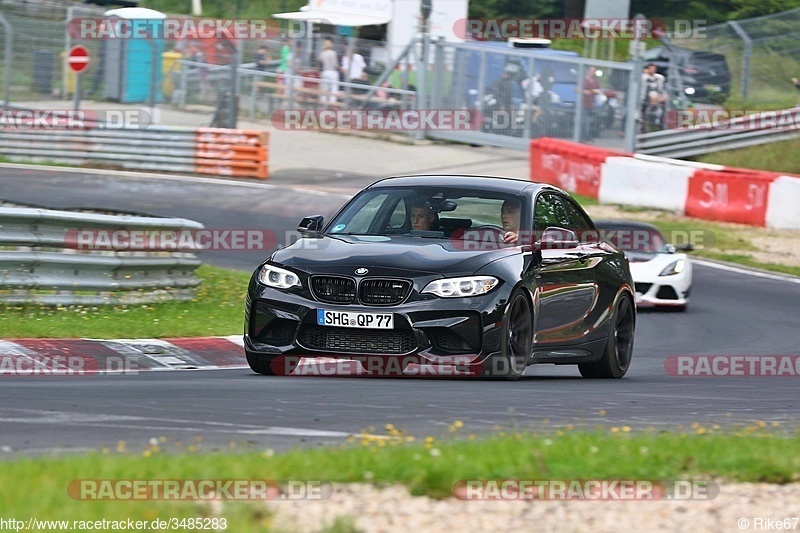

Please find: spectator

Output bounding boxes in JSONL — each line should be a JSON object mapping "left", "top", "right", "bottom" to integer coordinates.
{"left": 641, "top": 63, "right": 667, "bottom": 129}
{"left": 580, "top": 66, "right": 601, "bottom": 142}
{"left": 255, "top": 46, "right": 269, "bottom": 71}
{"left": 792, "top": 77, "right": 800, "bottom": 91}
{"left": 341, "top": 50, "right": 367, "bottom": 83}
{"left": 279, "top": 38, "right": 292, "bottom": 74}
{"left": 317, "top": 39, "right": 339, "bottom": 104}
{"left": 493, "top": 71, "right": 515, "bottom": 112}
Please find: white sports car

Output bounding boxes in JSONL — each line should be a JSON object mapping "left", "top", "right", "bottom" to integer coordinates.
{"left": 595, "top": 220, "right": 693, "bottom": 310}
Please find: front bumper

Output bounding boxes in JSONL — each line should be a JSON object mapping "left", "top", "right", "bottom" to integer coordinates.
{"left": 245, "top": 284, "right": 512, "bottom": 365}
{"left": 634, "top": 280, "right": 691, "bottom": 307}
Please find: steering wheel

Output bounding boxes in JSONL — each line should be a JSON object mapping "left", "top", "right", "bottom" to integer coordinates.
{"left": 473, "top": 224, "right": 505, "bottom": 233}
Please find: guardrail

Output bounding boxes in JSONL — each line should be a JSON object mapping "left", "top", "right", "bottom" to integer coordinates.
{"left": 637, "top": 108, "right": 800, "bottom": 158}
{"left": 0, "top": 207, "right": 204, "bottom": 305}
{"left": 0, "top": 122, "right": 269, "bottom": 179}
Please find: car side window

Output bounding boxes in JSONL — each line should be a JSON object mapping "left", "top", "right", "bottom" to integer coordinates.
{"left": 534, "top": 193, "right": 570, "bottom": 232}
{"left": 560, "top": 196, "right": 597, "bottom": 243}
{"left": 387, "top": 200, "right": 407, "bottom": 231}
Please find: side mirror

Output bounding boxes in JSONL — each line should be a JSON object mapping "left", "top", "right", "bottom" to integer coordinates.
{"left": 673, "top": 242, "right": 694, "bottom": 252}
{"left": 298, "top": 215, "right": 324, "bottom": 237}
{"left": 537, "top": 226, "right": 579, "bottom": 250}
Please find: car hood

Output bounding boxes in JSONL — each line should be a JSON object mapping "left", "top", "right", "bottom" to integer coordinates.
{"left": 271, "top": 235, "right": 517, "bottom": 277}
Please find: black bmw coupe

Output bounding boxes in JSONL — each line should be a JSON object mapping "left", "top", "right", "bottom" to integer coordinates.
{"left": 244, "top": 175, "right": 635, "bottom": 380}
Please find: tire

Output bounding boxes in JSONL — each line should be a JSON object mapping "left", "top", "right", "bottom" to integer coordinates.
{"left": 246, "top": 351, "right": 299, "bottom": 376}
{"left": 482, "top": 291, "right": 532, "bottom": 380}
{"left": 579, "top": 294, "right": 635, "bottom": 379}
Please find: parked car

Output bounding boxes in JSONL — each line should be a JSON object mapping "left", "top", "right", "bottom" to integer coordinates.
{"left": 595, "top": 220, "right": 693, "bottom": 310}
{"left": 245, "top": 175, "right": 637, "bottom": 380}
{"left": 643, "top": 46, "right": 731, "bottom": 101}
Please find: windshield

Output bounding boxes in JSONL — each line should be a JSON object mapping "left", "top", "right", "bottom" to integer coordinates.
{"left": 600, "top": 227, "right": 667, "bottom": 253}
{"left": 326, "top": 187, "right": 525, "bottom": 239}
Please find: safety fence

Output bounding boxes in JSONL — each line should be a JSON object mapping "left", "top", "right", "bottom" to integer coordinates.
{"left": 530, "top": 138, "right": 800, "bottom": 230}
{"left": 636, "top": 107, "right": 800, "bottom": 159}
{"left": 0, "top": 206, "right": 204, "bottom": 305}
{"left": 0, "top": 124, "right": 269, "bottom": 179}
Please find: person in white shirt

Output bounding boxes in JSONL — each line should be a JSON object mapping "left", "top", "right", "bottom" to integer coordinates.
{"left": 342, "top": 52, "right": 367, "bottom": 82}
{"left": 317, "top": 40, "right": 339, "bottom": 104}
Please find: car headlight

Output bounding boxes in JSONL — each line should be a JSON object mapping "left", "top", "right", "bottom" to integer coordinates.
{"left": 659, "top": 259, "right": 685, "bottom": 276}
{"left": 421, "top": 276, "right": 498, "bottom": 298}
{"left": 258, "top": 264, "right": 301, "bottom": 289}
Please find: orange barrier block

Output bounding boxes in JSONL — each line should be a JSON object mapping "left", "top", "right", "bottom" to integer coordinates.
{"left": 193, "top": 129, "right": 269, "bottom": 179}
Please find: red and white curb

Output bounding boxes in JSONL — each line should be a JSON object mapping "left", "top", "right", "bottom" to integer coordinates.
{"left": 0, "top": 336, "right": 248, "bottom": 375}
{"left": 0, "top": 337, "right": 375, "bottom": 376}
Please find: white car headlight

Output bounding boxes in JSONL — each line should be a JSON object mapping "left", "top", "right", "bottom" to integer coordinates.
{"left": 259, "top": 265, "right": 301, "bottom": 289}
{"left": 659, "top": 259, "right": 686, "bottom": 277}
{"left": 422, "top": 276, "right": 498, "bottom": 298}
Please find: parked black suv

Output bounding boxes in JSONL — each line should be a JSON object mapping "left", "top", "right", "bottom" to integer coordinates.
{"left": 643, "top": 46, "right": 732, "bottom": 102}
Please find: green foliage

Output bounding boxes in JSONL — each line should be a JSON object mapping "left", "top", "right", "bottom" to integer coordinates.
{"left": 141, "top": 0, "right": 306, "bottom": 18}
{"left": 730, "top": 0, "right": 800, "bottom": 19}
{"left": 469, "top": 0, "right": 561, "bottom": 19}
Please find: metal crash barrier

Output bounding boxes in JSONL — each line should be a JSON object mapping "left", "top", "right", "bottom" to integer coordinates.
{"left": 0, "top": 125, "right": 269, "bottom": 179}
{"left": 0, "top": 207, "right": 205, "bottom": 305}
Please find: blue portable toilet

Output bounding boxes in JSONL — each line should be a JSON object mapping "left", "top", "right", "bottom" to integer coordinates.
{"left": 103, "top": 7, "right": 167, "bottom": 103}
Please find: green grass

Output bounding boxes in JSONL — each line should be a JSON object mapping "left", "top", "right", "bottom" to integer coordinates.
{"left": 645, "top": 218, "right": 758, "bottom": 253}
{"left": 694, "top": 139, "right": 800, "bottom": 175}
{"left": 697, "top": 252, "right": 800, "bottom": 277}
{"left": 570, "top": 193, "right": 599, "bottom": 207}
{"left": 1, "top": 428, "right": 798, "bottom": 523}
{"left": 0, "top": 265, "right": 251, "bottom": 338}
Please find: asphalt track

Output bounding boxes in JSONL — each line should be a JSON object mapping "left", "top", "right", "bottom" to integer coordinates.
{"left": 1, "top": 166, "right": 799, "bottom": 455}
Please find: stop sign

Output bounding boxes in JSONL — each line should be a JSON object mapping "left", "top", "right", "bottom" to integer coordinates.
{"left": 67, "top": 45, "right": 90, "bottom": 73}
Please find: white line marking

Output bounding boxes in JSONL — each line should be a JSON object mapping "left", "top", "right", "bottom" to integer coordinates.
{"left": 236, "top": 427, "right": 353, "bottom": 438}
{"left": 693, "top": 259, "right": 800, "bottom": 285}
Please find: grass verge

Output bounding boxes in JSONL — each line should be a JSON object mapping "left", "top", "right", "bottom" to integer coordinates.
{"left": 694, "top": 138, "right": 800, "bottom": 176}
{"left": 0, "top": 265, "right": 251, "bottom": 338}
{"left": 1, "top": 428, "right": 798, "bottom": 523}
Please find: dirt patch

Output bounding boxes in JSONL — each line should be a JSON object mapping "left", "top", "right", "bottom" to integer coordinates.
{"left": 264, "top": 482, "right": 800, "bottom": 532}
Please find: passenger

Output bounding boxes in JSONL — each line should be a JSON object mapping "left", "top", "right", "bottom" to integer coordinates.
{"left": 501, "top": 199, "right": 521, "bottom": 244}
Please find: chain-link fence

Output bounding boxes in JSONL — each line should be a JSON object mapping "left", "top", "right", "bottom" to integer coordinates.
{"left": 1, "top": 3, "right": 641, "bottom": 149}
{"left": 426, "top": 39, "right": 635, "bottom": 150}
{"left": 668, "top": 7, "right": 800, "bottom": 107}
{"left": 0, "top": 1, "right": 105, "bottom": 104}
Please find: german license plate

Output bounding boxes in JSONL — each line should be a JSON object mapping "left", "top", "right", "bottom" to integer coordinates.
{"left": 316, "top": 310, "right": 394, "bottom": 329}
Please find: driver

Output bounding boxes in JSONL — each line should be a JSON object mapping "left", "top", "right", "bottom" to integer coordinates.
{"left": 501, "top": 199, "right": 521, "bottom": 244}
